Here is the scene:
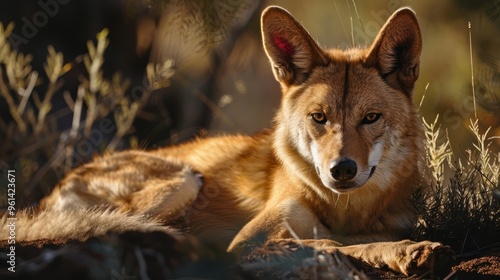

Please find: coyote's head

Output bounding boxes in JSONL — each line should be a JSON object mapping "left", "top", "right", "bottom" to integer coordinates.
{"left": 263, "top": 7, "right": 423, "bottom": 195}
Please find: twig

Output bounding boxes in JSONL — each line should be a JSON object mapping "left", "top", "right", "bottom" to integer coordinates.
{"left": 350, "top": 0, "right": 367, "bottom": 45}
{"left": 34, "top": 79, "right": 62, "bottom": 135}
{"left": 331, "top": 0, "right": 350, "bottom": 47}
{"left": 282, "top": 219, "right": 304, "bottom": 248}
{"left": 418, "top": 82, "right": 429, "bottom": 112}
{"left": 468, "top": 22, "right": 477, "bottom": 119}
{"left": 0, "top": 68, "right": 27, "bottom": 134}
{"left": 134, "top": 247, "right": 151, "bottom": 280}
{"left": 175, "top": 75, "right": 235, "bottom": 128}
{"left": 460, "top": 227, "right": 469, "bottom": 254}
{"left": 455, "top": 242, "right": 500, "bottom": 259}
{"left": 17, "top": 71, "right": 37, "bottom": 115}
{"left": 71, "top": 86, "right": 85, "bottom": 138}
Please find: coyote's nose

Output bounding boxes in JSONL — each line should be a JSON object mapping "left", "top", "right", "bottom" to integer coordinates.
{"left": 330, "top": 159, "right": 357, "bottom": 181}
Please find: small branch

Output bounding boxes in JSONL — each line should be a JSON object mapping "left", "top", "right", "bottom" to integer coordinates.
{"left": 0, "top": 68, "right": 27, "bottom": 134}
{"left": 418, "top": 82, "right": 429, "bottom": 112}
{"left": 34, "top": 79, "right": 62, "bottom": 135}
{"left": 17, "top": 71, "right": 38, "bottom": 115}
{"left": 468, "top": 22, "right": 477, "bottom": 120}
{"left": 332, "top": 0, "right": 350, "bottom": 47}
{"left": 351, "top": 0, "right": 367, "bottom": 44}
{"left": 70, "top": 86, "right": 85, "bottom": 139}
{"left": 134, "top": 247, "right": 151, "bottom": 280}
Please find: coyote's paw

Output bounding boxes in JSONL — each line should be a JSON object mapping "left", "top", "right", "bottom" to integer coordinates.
{"left": 399, "top": 240, "right": 455, "bottom": 276}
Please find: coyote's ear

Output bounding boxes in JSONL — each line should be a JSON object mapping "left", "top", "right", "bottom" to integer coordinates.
{"left": 261, "top": 6, "right": 328, "bottom": 86}
{"left": 366, "top": 8, "right": 422, "bottom": 95}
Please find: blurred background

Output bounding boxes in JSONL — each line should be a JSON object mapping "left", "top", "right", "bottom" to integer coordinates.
{"left": 0, "top": 0, "right": 498, "bottom": 202}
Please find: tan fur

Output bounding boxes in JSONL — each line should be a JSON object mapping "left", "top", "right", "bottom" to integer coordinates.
{"left": 40, "top": 150, "right": 202, "bottom": 221}
{"left": 1, "top": 208, "right": 176, "bottom": 242}
{"left": 1, "top": 6, "right": 454, "bottom": 276}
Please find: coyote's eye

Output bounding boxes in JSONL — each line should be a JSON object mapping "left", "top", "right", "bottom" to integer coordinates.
{"left": 311, "top": 112, "right": 327, "bottom": 124}
{"left": 363, "top": 113, "right": 381, "bottom": 124}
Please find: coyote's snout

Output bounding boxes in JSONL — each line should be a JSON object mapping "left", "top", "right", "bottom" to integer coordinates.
{"left": 291, "top": 90, "right": 388, "bottom": 194}
{"left": 2, "top": 5, "right": 455, "bottom": 277}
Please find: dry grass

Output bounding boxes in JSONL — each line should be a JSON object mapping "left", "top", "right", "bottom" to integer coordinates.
{"left": 412, "top": 18, "right": 500, "bottom": 256}
{"left": 414, "top": 116, "right": 500, "bottom": 256}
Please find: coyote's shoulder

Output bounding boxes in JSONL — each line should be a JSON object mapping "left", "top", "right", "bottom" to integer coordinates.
{"left": 2, "top": 6, "right": 454, "bottom": 277}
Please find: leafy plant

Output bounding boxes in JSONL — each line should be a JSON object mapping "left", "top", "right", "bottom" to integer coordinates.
{"left": 0, "top": 23, "right": 174, "bottom": 199}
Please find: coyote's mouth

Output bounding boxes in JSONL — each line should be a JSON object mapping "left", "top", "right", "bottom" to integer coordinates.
{"left": 321, "top": 165, "right": 378, "bottom": 194}
{"left": 331, "top": 182, "right": 360, "bottom": 193}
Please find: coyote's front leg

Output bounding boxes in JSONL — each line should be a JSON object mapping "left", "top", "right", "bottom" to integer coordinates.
{"left": 259, "top": 239, "right": 455, "bottom": 277}
{"left": 336, "top": 239, "right": 455, "bottom": 276}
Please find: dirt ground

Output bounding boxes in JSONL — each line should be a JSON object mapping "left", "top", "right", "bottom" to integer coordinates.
{"left": 2, "top": 234, "right": 499, "bottom": 279}
{"left": 376, "top": 252, "right": 500, "bottom": 279}
{"left": 448, "top": 254, "right": 500, "bottom": 280}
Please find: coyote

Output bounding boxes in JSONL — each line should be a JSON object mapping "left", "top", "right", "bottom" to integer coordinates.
{"left": 3, "top": 6, "right": 454, "bottom": 276}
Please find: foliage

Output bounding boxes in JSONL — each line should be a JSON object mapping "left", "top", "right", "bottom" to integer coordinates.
{"left": 0, "top": 23, "right": 174, "bottom": 198}
{"left": 414, "top": 116, "right": 500, "bottom": 255}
